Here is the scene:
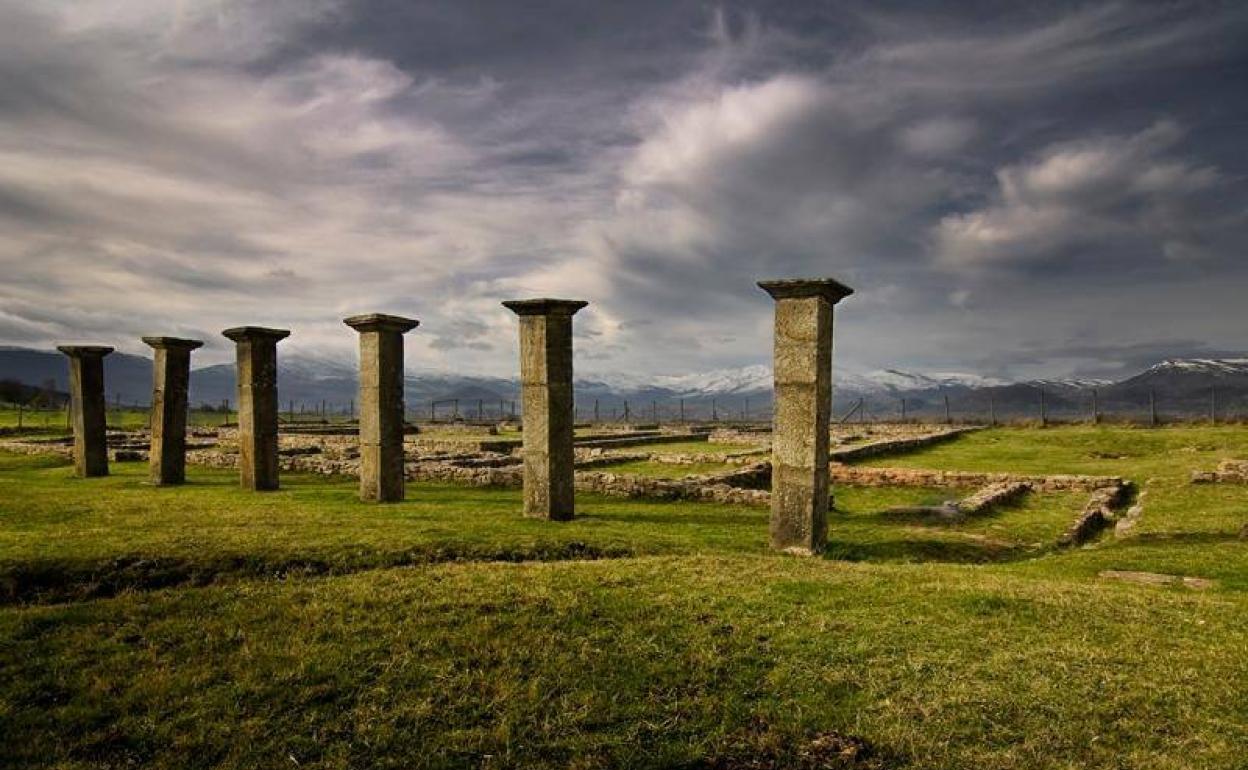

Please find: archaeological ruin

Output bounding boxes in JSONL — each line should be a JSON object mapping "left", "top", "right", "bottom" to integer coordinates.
{"left": 56, "top": 345, "right": 113, "bottom": 478}
{"left": 143, "top": 337, "right": 203, "bottom": 486}
{"left": 758, "top": 278, "right": 854, "bottom": 555}
{"left": 502, "top": 298, "right": 588, "bottom": 520}
{"left": 25, "top": 279, "right": 917, "bottom": 551}
{"left": 222, "top": 326, "right": 290, "bottom": 491}
{"left": 344, "top": 314, "right": 419, "bottom": 503}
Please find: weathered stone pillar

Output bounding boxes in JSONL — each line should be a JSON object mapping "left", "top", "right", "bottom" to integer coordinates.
{"left": 221, "top": 326, "right": 290, "bottom": 491}
{"left": 142, "top": 336, "right": 203, "bottom": 485}
{"left": 343, "top": 314, "right": 419, "bottom": 502}
{"left": 758, "top": 278, "right": 853, "bottom": 555}
{"left": 57, "top": 345, "right": 113, "bottom": 477}
{"left": 502, "top": 298, "right": 587, "bottom": 520}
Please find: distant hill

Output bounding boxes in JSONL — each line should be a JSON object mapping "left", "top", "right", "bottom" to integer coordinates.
{"left": 2, "top": 346, "right": 1246, "bottom": 420}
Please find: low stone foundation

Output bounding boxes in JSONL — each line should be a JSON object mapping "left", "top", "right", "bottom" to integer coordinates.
{"left": 883, "top": 481, "right": 1031, "bottom": 521}
{"left": 831, "top": 464, "right": 1123, "bottom": 492}
{"left": 1191, "top": 459, "right": 1248, "bottom": 484}
{"left": 956, "top": 481, "right": 1032, "bottom": 515}
{"left": 1058, "top": 482, "right": 1133, "bottom": 547}
{"left": 829, "top": 427, "right": 980, "bottom": 462}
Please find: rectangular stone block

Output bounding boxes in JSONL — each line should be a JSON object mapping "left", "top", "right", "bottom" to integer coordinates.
{"left": 58, "top": 345, "right": 113, "bottom": 478}
{"left": 143, "top": 337, "right": 202, "bottom": 485}
{"left": 503, "top": 299, "right": 586, "bottom": 520}
{"left": 759, "top": 278, "right": 852, "bottom": 555}
{"left": 345, "top": 313, "right": 418, "bottom": 503}
{"left": 223, "top": 326, "right": 289, "bottom": 491}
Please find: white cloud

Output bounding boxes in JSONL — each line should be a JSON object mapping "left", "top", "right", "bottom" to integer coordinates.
{"left": 934, "top": 121, "right": 1222, "bottom": 267}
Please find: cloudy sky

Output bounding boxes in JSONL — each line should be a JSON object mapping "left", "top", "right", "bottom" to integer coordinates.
{"left": 1, "top": 0, "right": 1246, "bottom": 381}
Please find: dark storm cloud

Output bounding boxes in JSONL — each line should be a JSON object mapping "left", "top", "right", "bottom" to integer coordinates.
{"left": 0, "top": 0, "right": 1245, "bottom": 379}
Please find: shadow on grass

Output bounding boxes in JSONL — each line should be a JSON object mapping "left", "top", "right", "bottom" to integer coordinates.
{"left": 823, "top": 536, "right": 1035, "bottom": 564}
{"left": 1122, "top": 531, "right": 1246, "bottom": 546}
{"left": 0, "top": 540, "right": 637, "bottom": 606}
{"left": 584, "top": 509, "right": 764, "bottom": 528}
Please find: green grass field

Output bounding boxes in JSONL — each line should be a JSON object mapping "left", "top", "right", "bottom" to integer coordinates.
{"left": 593, "top": 458, "right": 736, "bottom": 478}
{"left": 618, "top": 440, "right": 764, "bottom": 455}
{"left": 0, "top": 406, "right": 233, "bottom": 433}
{"left": 1, "top": 426, "right": 1246, "bottom": 769}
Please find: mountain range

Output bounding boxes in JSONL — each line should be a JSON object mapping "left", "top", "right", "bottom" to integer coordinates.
{"left": 2, "top": 346, "right": 1245, "bottom": 420}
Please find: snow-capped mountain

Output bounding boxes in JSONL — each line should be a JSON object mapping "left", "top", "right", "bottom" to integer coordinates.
{"left": 1023, "top": 378, "right": 1115, "bottom": 392}
{"left": 3, "top": 347, "right": 1247, "bottom": 418}
{"left": 655, "top": 364, "right": 774, "bottom": 395}
{"left": 840, "top": 369, "right": 1008, "bottom": 394}
{"left": 1137, "top": 358, "right": 1248, "bottom": 377}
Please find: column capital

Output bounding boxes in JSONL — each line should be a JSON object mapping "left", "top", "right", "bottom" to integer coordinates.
{"left": 502, "top": 298, "right": 588, "bottom": 317}
{"left": 343, "top": 313, "right": 420, "bottom": 334}
{"left": 758, "top": 278, "right": 854, "bottom": 305}
{"left": 57, "top": 345, "right": 114, "bottom": 358}
{"left": 142, "top": 336, "right": 204, "bottom": 351}
{"left": 222, "top": 326, "right": 291, "bottom": 343}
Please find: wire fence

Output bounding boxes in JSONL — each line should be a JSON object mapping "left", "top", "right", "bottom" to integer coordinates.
{"left": 5, "top": 385, "right": 1248, "bottom": 433}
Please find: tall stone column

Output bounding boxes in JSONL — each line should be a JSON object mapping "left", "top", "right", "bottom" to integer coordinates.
{"left": 758, "top": 278, "right": 853, "bottom": 555}
{"left": 142, "top": 336, "right": 203, "bottom": 485}
{"left": 57, "top": 345, "right": 113, "bottom": 477}
{"left": 343, "top": 314, "right": 419, "bottom": 502}
{"left": 502, "top": 298, "right": 588, "bottom": 520}
{"left": 222, "top": 326, "right": 290, "bottom": 491}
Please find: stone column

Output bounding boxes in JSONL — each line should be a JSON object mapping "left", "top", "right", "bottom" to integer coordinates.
{"left": 758, "top": 278, "right": 853, "bottom": 555}
{"left": 222, "top": 326, "right": 290, "bottom": 491}
{"left": 343, "top": 314, "right": 419, "bottom": 502}
{"left": 502, "top": 298, "right": 588, "bottom": 520}
{"left": 142, "top": 337, "right": 203, "bottom": 485}
{"left": 57, "top": 345, "right": 113, "bottom": 477}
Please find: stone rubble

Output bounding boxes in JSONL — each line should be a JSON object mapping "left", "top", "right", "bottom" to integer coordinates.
{"left": 831, "top": 464, "right": 1123, "bottom": 492}
{"left": 1190, "top": 459, "right": 1248, "bottom": 484}
{"left": 828, "top": 427, "right": 981, "bottom": 462}
{"left": 1058, "top": 482, "right": 1133, "bottom": 547}
{"left": 954, "top": 481, "right": 1033, "bottom": 515}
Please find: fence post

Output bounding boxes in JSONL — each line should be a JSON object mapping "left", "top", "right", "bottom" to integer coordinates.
{"left": 1210, "top": 387, "right": 1217, "bottom": 425}
{"left": 679, "top": 398, "right": 685, "bottom": 422}
{"left": 900, "top": 398, "right": 906, "bottom": 422}
{"left": 1039, "top": 387, "right": 1048, "bottom": 427}
{"left": 16, "top": 403, "right": 22, "bottom": 429}
{"left": 1092, "top": 388, "right": 1100, "bottom": 425}
{"left": 944, "top": 394, "right": 951, "bottom": 425}
{"left": 623, "top": 400, "right": 631, "bottom": 423}
{"left": 652, "top": 400, "right": 658, "bottom": 422}
{"left": 989, "top": 393, "right": 996, "bottom": 427}
{"left": 1149, "top": 389, "right": 1158, "bottom": 427}
{"left": 712, "top": 398, "right": 718, "bottom": 422}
